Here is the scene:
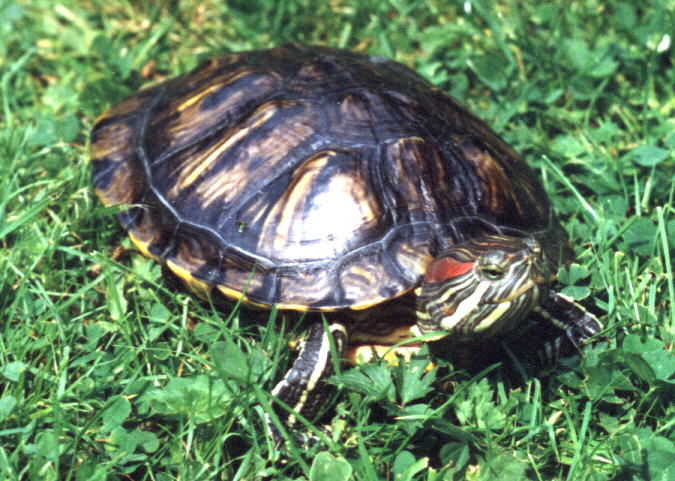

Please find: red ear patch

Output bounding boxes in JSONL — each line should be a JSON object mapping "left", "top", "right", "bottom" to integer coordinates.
{"left": 424, "top": 256, "right": 475, "bottom": 283}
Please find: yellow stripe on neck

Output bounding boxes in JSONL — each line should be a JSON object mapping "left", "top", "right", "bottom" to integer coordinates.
{"left": 440, "top": 281, "right": 490, "bottom": 331}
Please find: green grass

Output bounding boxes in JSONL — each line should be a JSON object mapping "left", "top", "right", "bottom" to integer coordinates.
{"left": 1, "top": 0, "right": 673, "bottom": 479}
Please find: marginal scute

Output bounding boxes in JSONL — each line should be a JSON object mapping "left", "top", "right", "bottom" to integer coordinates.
{"left": 170, "top": 228, "right": 219, "bottom": 282}
{"left": 128, "top": 231, "right": 157, "bottom": 261}
{"left": 339, "top": 249, "right": 410, "bottom": 308}
{"left": 276, "top": 264, "right": 337, "bottom": 308}
{"left": 166, "top": 259, "right": 211, "bottom": 298}
{"left": 91, "top": 121, "right": 142, "bottom": 206}
{"left": 125, "top": 207, "right": 164, "bottom": 260}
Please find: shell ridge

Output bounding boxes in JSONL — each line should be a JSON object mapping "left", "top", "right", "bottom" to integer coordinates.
{"left": 137, "top": 84, "right": 177, "bottom": 218}
{"left": 205, "top": 220, "right": 441, "bottom": 274}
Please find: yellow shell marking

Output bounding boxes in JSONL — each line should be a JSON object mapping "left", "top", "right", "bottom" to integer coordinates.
{"left": 92, "top": 123, "right": 133, "bottom": 162}
{"left": 176, "top": 81, "right": 231, "bottom": 112}
{"left": 158, "top": 71, "right": 281, "bottom": 159}
{"left": 214, "top": 284, "right": 312, "bottom": 311}
{"left": 348, "top": 295, "right": 391, "bottom": 311}
{"left": 174, "top": 69, "right": 270, "bottom": 113}
{"left": 128, "top": 231, "right": 158, "bottom": 262}
{"left": 257, "top": 148, "right": 381, "bottom": 264}
{"left": 198, "top": 106, "right": 278, "bottom": 201}
{"left": 175, "top": 125, "right": 252, "bottom": 193}
{"left": 165, "top": 259, "right": 211, "bottom": 298}
{"left": 258, "top": 151, "right": 335, "bottom": 256}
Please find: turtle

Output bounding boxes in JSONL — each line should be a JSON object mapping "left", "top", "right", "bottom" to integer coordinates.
{"left": 90, "top": 43, "right": 601, "bottom": 442}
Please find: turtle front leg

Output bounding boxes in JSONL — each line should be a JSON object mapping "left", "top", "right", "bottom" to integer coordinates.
{"left": 546, "top": 291, "right": 603, "bottom": 342}
{"left": 268, "top": 322, "right": 348, "bottom": 444}
{"left": 528, "top": 290, "right": 603, "bottom": 363}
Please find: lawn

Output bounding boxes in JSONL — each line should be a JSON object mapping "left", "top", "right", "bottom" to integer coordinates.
{"left": 0, "top": 1, "right": 673, "bottom": 480}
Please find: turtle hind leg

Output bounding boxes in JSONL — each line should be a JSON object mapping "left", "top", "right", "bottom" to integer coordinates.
{"left": 267, "top": 322, "right": 347, "bottom": 445}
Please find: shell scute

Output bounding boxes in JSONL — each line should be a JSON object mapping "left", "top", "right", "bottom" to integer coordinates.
{"left": 255, "top": 148, "right": 386, "bottom": 264}
{"left": 145, "top": 69, "right": 284, "bottom": 164}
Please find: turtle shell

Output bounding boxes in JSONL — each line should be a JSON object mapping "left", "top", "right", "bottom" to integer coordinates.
{"left": 91, "top": 43, "right": 559, "bottom": 311}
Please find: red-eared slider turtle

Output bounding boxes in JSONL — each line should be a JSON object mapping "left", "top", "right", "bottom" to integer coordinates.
{"left": 91, "top": 43, "right": 601, "bottom": 441}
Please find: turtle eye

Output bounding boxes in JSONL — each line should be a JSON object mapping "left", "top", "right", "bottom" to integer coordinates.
{"left": 479, "top": 250, "right": 508, "bottom": 280}
{"left": 480, "top": 264, "right": 505, "bottom": 280}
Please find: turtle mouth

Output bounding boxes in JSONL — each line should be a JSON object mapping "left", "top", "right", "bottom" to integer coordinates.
{"left": 493, "top": 277, "right": 548, "bottom": 304}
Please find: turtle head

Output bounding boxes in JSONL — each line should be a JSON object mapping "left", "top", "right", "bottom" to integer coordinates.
{"left": 417, "top": 235, "right": 554, "bottom": 340}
